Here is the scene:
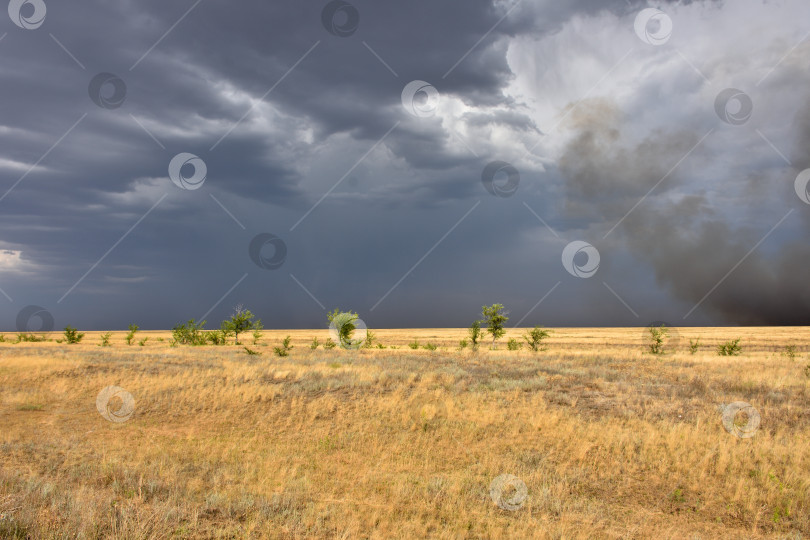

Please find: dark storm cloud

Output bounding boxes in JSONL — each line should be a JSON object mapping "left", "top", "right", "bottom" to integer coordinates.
{"left": 556, "top": 97, "right": 810, "bottom": 325}
{"left": 0, "top": 0, "right": 807, "bottom": 330}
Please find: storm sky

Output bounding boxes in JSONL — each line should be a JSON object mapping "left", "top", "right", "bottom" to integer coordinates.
{"left": 1, "top": 0, "right": 809, "bottom": 331}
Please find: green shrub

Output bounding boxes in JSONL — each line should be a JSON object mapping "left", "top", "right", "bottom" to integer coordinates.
{"left": 689, "top": 338, "right": 700, "bottom": 355}
{"left": 804, "top": 364, "right": 810, "bottom": 379}
{"left": 99, "top": 332, "right": 112, "bottom": 347}
{"left": 482, "top": 304, "right": 508, "bottom": 349}
{"left": 717, "top": 338, "right": 742, "bottom": 356}
{"left": 423, "top": 343, "right": 437, "bottom": 351}
{"left": 273, "top": 336, "right": 293, "bottom": 357}
{"left": 647, "top": 325, "right": 668, "bottom": 355}
{"left": 221, "top": 305, "right": 260, "bottom": 345}
{"left": 172, "top": 319, "right": 208, "bottom": 345}
{"left": 252, "top": 322, "right": 264, "bottom": 345}
{"left": 323, "top": 338, "right": 336, "bottom": 350}
{"left": 782, "top": 345, "right": 798, "bottom": 361}
{"left": 63, "top": 326, "right": 84, "bottom": 344}
{"left": 363, "top": 330, "right": 376, "bottom": 349}
{"left": 0, "top": 334, "right": 5, "bottom": 342}
{"left": 125, "top": 324, "right": 139, "bottom": 345}
{"left": 206, "top": 330, "right": 227, "bottom": 345}
{"left": 408, "top": 340, "right": 420, "bottom": 350}
{"left": 244, "top": 346, "right": 261, "bottom": 356}
{"left": 139, "top": 337, "right": 148, "bottom": 347}
{"left": 458, "top": 339, "right": 468, "bottom": 350}
{"left": 16, "top": 333, "right": 47, "bottom": 343}
{"left": 507, "top": 338, "right": 521, "bottom": 351}
{"left": 376, "top": 343, "right": 386, "bottom": 349}
{"left": 468, "top": 320, "right": 482, "bottom": 350}
{"left": 524, "top": 326, "right": 550, "bottom": 351}
{"left": 310, "top": 337, "right": 320, "bottom": 350}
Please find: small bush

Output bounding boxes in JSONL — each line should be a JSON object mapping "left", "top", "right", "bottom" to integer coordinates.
{"left": 139, "top": 337, "right": 149, "bottom": 347}
{"left": 468, "top": 320, "right": 482, "bottom": 350}
{"left": 524, "top": 326, "right": 550, "bottom": 352}
{"left": 16, "top": 333, "right": 47, "bottom": 343}
{"left": 481, "top": 304, "right": 508, "bottom": 349}
{"left": 507, "top": 338, "right": 521, "bottom": 351}
{"left": 323, "top": 338, "right": 337, "bottom": 350}
{"left": 458, "top": 339, "right": 468, "bottom": 350}
{"left": 376, "top": 343, "right": 386, "bottom": 349}
{"left": 0, "top": 334, "right": 5, "bottom": 342}
{"left": 782, "top": 345, "right": 798, "bottom": 361}
{"left": 647, "top": 325, "right": 668, "bottom": 355}
{"left": 689, "top": 338, "right": 700, "bottom": 355}
{"left": 221, "top": 305, "right": 260, "bottom": 345}
{"left": 717, "top": 338, "right": 742, "bottom": 356}
{"left": 364, "top": 330, "right": 376, "bottom": 349}
{"left": 423, "top": 343, "right": 437, "bottom": 351}
{"left": 310, "top": 337, "right": 320, "bottom": 350}
{"left": 206, "top": 330, "right": 227, "bottom": 345}
{"left": 252, "top": 324, "right": 264, "bottom": 346}
{"left": 172, "top": 319, "right": 208, "bottom": 345}
{"left": 63, "top": 326, "right": 84, "bottom": 344}
{"left": 804, "top": 364, "right": 810, "bottom": 379}
{"left": 274, "top": 336, "right": 293, "bottom": 357}
{"left": 125, "top": 324, "right": 139, "bottom": 345}
{"left": 99, "top": 332, "right": 112, "bottom": 347}
{"left": 408, "top": 340, "right": 420, "bottom": 350}
{"left": 17, "top": 403, "right": 44, "bottom": 411}
{"left": 244, "top": 346, "right": 261, "bottom": 356}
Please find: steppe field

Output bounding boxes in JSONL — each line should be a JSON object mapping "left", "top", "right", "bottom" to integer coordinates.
{"left": 0, "top": 327, "right": 808, "bottom": 539}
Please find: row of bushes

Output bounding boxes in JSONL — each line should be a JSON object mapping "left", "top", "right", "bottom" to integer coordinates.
{"left": 0, "top": 327, "right": 87, "bottom": 345}
{"left": 1, "top": 305, "right": 805, "bottom": 362}
{"left": 646, "top": 325, "right": 747, "bottom": 356}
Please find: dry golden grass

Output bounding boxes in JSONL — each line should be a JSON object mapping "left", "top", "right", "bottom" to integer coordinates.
{"left": 0, "top": 327, "right": 808, "bottom": 539}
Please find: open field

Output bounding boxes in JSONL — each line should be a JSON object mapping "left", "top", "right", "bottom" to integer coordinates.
{"left": 0, "top": 327, "right": 808, "bottom": 539}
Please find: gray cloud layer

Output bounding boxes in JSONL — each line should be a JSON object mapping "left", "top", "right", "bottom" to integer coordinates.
{"left": 0, "top": 0, "right": 808, "bottom": 330}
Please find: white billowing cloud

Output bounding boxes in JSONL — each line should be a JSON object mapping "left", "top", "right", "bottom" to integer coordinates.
{"left": 0, "top": 249, "right": 37, "bottom": 275}
{"left": 502, "top": 0, "right": 810, "bottom": 221}
{"left": 0, "top": 157, "right": 50, "bottom": 174}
